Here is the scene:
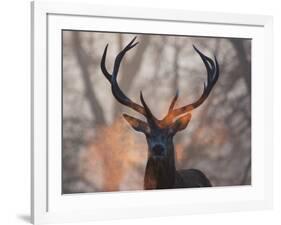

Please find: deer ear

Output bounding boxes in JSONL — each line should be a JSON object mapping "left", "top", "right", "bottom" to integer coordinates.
{"left": 123, "top": 114, "right": 150, "bottom": 134}
{"left": 169, "top": 113, "right": 192, "bottom": 135}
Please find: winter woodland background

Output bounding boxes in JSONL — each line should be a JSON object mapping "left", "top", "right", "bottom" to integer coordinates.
{"left": 62, "top": 31, "right": 251, "bottom": 193}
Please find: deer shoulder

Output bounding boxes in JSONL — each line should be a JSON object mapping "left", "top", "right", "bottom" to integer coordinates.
{"left": 175, "top": 169, "right": 212, "bottom": 188}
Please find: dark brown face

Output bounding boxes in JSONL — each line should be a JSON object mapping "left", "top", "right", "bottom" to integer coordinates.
{"left": 123, "top": 113, "right": 192, "bottom": 160}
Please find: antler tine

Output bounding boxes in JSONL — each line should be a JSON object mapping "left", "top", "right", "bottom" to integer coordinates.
{"left": 168, "top": 89, "right": 179, "bottom": 113}
{"left": 192, "top": 45, "right": 219, "bottom": 98}
{"left": 101, "top": 44, "right": 112, "bottom": 82}
{"left": 163, "top": 45, "right": 219, "bottom": 123}
{"left": 100, "top": 37, "right": 146, "bottom": 116}
{"left": 101, "top": 37, "right": 139, "bottom": 82}
{"left": 140, "top": 92, "right": 158, "bottom": 125}
{"left": 112, "top": 36, "right": 138, "bottom": 79}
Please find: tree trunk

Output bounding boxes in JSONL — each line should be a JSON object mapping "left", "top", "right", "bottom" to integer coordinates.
{"left": 72, "top": 32, "right": 106, "bottom": 126}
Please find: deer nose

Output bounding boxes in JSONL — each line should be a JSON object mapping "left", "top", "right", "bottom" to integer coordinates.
{"left": 152, "top": 144, "right": 165, "bottom": 156}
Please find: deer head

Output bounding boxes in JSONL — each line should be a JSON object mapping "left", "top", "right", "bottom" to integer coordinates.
{"left": 100, "top": 37, "right": 219, "bottom": 164}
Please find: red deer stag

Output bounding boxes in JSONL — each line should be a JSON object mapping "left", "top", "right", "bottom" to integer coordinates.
{"left": 100, "top": 37, "right": 219, "bottom": 190}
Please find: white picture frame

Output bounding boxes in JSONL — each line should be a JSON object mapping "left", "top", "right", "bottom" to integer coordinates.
{"left": 31, "top": 1, "right": 273, "bottom": 224}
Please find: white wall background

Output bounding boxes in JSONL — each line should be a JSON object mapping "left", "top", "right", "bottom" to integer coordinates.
{"left": 0, "top": 0, "right": 280, "bottom": 224}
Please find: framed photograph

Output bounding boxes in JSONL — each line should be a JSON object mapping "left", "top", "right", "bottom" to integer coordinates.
{"left": 31, "top": 1, "right": 273, "bottom": 224}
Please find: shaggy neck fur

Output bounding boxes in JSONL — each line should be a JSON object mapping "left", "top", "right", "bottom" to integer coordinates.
{"left": 144, "top": 147, "right": 176, "bottom": 189}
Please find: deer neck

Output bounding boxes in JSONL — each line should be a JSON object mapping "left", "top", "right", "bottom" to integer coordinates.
{"left": 144, "top": 146, "right": 176, "bottom": 189}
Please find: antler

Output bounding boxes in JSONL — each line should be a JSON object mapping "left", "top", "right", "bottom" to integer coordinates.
{"left": 101, "top": 38, "right": 219, "bottom": 127}
{"left": 163, "top": 45, "right": 219, "bottom": 124}
{"left": 101, "top": 37, "right": 158, "bottom": 123}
